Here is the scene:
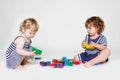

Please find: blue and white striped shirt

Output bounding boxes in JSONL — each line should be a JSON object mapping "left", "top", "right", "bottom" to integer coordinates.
{"left": 83, "top": 34, "right": 107, "bottom": 54}
{"left": 6, "top": 36, "right": 32, "bottom": 69}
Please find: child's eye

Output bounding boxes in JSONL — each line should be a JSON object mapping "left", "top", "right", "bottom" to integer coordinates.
{"left": 33, "top": 33, "right": 35, "bottom": 35}
{"left": 30, "top": 32, "right": 35, "bottom": 35}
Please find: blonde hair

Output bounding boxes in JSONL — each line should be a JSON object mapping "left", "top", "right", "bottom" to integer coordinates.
{"left": 85, "top": 16, "right": 105, "bottom": 34}
{"left": 19, "top": 18, "right": 39, "bottom": 32}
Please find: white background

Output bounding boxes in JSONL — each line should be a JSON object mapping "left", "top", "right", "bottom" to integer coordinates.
{"left": 0, "top": 0, "right": 120, "bottom": 80}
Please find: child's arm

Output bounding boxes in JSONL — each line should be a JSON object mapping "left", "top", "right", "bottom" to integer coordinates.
{"left": 90, "top": 41, "right": 107, "bottom": 50}
{"left": 15, "top": 37, "right": 36, "bottom": 56}
{"left": 81, "top": 35, "right": 88, "bottom": 49}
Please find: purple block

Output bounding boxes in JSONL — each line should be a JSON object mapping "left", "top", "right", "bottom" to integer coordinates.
{"left": 54, "top": 63, "right": 58, "bottom": 68}
{"left": 54, "top": 63, "right": 64, "bottom": 68}
{"left": 40, "top": 61, "right": 46, "bottom": 66}
{"left": 58, "top": 63, "right": 64, "bottom": 68}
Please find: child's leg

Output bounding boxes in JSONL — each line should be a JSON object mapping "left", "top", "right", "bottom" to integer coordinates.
{"left": 74, "top": 52, "right": 88, "bottom": 63}
{"left": 15, "top": 65, "right": 24, "bottom": 70}
{"left": 84, "top": 48, "right": 111, "bottom": 67}
{"left": 74, "top": 54, "right": 80, "bottom": 61}
{"left": 15, "top": 57, "right": 24, "bottom": 70}
{"left": 21, "top": 56, "right": 31, "bottom": 65}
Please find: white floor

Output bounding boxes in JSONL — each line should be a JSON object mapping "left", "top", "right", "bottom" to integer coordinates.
{"left": 0, "top": 48, "right": 120, "bottom": 80}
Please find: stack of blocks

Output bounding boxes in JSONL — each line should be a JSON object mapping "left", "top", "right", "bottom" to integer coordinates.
{"left": 32, "top": 47, "right": 42, "bottom": 60}
{"left": 40, "top": 57, "right": 80, "bottom": 68}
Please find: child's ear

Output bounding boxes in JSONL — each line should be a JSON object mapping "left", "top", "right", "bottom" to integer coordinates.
{"left": 22, "top": 28, "right": 25, "bottom": 33}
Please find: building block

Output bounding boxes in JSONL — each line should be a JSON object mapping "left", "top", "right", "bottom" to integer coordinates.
{"left": 49, "top": 63, "right": 54, "bottom": 66}
{"left": 40, "top": 61, "right": 46, "bottom": 66}
{"left": 46, "top": 61, "right": 51, "bottom": 66}
{"left": 68, "top": 61, "right": 73, "bottom": 66}
{"left": 32, "top": 47, "right": 42, "bottom": 55}
{"left": 64, "top": 59, "right": 68, "bottom": 66}
{"left": 83, "top": 42, "right": 94, "bottom": 50}
{"left": 54, "top": 62, "right": 64, "bottom": 68}
{"left": 35, "top": 57, "right": 41, "bottom": 60}
{"left": 52, "top": 59, "right": 58, "bottom": 63}
{"left": 73, "top": 61, "right": 80, "bottom": 65}
{"left": 62, "top": 57, "right": 67, "bottom": 60}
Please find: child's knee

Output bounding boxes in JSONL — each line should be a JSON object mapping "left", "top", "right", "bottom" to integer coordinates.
{"left": 107, "top": 48, "right": 111, "bottom": 55}
{"left": 105, "top": 48, "right": 111, "bottom": 56}
{"left": 74, "top": 54, "right": 79, "bottom": 61}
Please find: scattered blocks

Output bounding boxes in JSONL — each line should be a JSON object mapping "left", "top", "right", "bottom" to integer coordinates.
{"left": 39, "top": 56, "right": 80, "bottom": 68}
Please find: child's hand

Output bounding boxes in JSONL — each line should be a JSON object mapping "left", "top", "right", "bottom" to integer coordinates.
{"left": 82, "top": 42, "right": 87, "bottom": 48}
{"left": 90, "top": 41, "right": 97, "bottom": 48}
{"left": 82, "top": 42, "right": 95, "bottom": 50}
{"left": 29, "top": 52, "right": 37, "bottom": 56}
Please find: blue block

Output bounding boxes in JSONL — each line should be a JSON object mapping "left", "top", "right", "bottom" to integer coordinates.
{"left": 64, "top": 59, "right": 68, "bottom": 66}
{"left": 46, "top": 61, "right": 51, "bottom": 66}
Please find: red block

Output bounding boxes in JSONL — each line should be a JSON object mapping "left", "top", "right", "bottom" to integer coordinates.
{"left": 52, "top": 59, "right": 58, "bottom": 63}
{"left": 73, "top": 61, "right": 80, "bottom": 65}
{"left": 49, "top": 63, "right": 54, "bottom": 66}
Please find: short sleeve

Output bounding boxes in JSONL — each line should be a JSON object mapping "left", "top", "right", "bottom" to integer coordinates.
{"left": 98, "top": 35, "right": 107, "bottom": 46}
{"left": 83, "top": 34, "right": 88, "bottom": 42}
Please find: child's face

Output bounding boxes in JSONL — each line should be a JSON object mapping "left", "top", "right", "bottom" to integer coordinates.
{"left": 86, "top": 24, "right": 98, "bottom": 37}
{"left": 23, "top": 28, "right": 36, "bottom": 40}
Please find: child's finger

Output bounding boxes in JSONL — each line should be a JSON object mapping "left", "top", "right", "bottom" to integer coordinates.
{"left": 33, "top": 51, "right": 36, "bottom": 53}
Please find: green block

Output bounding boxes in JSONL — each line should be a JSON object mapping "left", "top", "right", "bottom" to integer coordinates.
{"left": 32, "top": 47, "right": 42, "bottom": 55}
{"left": 68, "top": 61, "right": 73, "bottom": 66}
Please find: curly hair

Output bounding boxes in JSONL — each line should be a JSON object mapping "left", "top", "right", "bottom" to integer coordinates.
{"left": 19, "top": 18, "right": 39, "bottom": 32}
{"left": 85, "top": 16, "right": 105, "bottom": 34}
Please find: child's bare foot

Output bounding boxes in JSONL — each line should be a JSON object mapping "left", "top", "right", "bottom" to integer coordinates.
{"left": 15, "top": 65, "right": 24, "bottom": 70}
{"left": 25, "top": 61, "right": 32, "bottom": 64}
{"left": 84, "top": 62, "right": 93, "bottom": 68}
{"left": 22, "top": 61, "right": 31, "bottom": 65}
{"left": 21, "top": 56, "right": 32, "bottom": 65}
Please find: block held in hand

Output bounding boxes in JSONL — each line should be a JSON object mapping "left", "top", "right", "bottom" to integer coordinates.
{"left": 32, "top": 47, "right": 42, "bottom": 55}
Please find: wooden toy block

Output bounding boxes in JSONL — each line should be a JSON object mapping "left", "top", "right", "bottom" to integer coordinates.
{"left": 49, "top": 63, "right": 54, "bottom": 66}
{"left": 62, "top": 57, "right": 67, "bottom": 60}
{"left": 52, "top": 59, "right": 58, "bottom": 63}
{"left": 46, "top": 61, "right": 51, "bottom": 66}
{"left": 54, "top": 62, "right": 64, "bottom": 68}
{"left": 40, "top": 61, "right": 46, "bottom": 66}
{"left": 32, "top": 47, "right": 42, "bottom": 55}
{"left": 73, "top": 61, "right": 80, "bottom": 65}
{"left": 64, "top": 59, "right": 68, "bottom": 66}
{"left": 35, "top": 57, "right": 41, "bottom": 60}
{"left": 83, "top": 42, "right": 94, "bottom": 50}
{"left": 68, "top": 59, "right": 74, "bottom": 62}
{"left": 68, "top": 61, "right": 73, "bottom": 66}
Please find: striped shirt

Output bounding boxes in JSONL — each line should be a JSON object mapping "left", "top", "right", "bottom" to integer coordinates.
{"left": 83, "top": 34, "right": 107, "bottom": 54}
{"left": 6, "top": 36, "right": 32, "bottom": 69}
